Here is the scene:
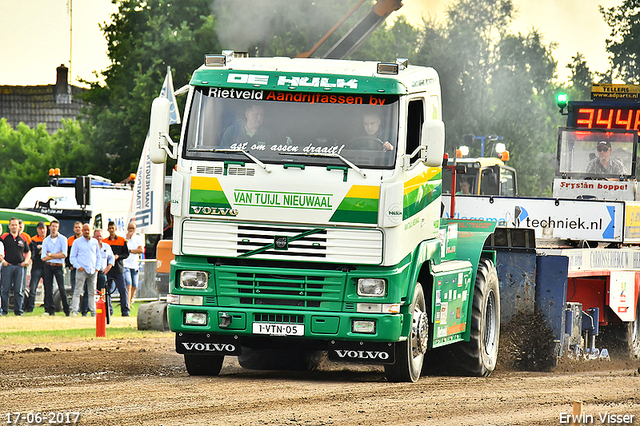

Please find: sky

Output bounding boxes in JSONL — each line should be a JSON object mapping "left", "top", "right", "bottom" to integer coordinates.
{"left": 0, "top": 0, "right": 622, "bottom": 87}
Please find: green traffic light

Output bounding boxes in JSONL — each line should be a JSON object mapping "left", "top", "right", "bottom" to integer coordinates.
{"left": 557, "top": 93, "right": 568, "bottom": 109}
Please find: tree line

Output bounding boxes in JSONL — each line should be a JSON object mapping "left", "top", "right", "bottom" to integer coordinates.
{"left": 1, "top": 0, "right": 637, "bottom": 207}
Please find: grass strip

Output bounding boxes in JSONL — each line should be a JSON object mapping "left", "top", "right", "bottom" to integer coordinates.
{"left": 0, "top": 327, "right": 167, "bottom": 345}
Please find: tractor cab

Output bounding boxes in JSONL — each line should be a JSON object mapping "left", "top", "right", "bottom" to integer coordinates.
{"left": 442, "top": 156, "right": 517, "bottom": 197}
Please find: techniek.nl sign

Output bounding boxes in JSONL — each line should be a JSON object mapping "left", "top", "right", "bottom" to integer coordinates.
{"left": 441, "top": 196, "right": 624, "bottom": 242}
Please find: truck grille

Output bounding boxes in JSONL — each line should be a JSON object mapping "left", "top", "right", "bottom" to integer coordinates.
{"left": 216, "top": 267, "right": 344, "bottom": 310}
{"left": 182, "top": 221, "right": 383, "bottom": 264}
{"left": 254, "top": 314, "right": 304, "bottom": 324}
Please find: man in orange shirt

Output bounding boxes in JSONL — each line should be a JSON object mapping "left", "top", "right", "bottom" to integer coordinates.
{"left": 102, "top": 221, "right": 130, "bottom": 316}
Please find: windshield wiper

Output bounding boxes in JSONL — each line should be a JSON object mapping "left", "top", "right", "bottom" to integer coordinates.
{"left": 193, "top": 148, "right": 271, "bottom": 173}
{"left": 280, "top": 152, "right": 366, "bottom": 178}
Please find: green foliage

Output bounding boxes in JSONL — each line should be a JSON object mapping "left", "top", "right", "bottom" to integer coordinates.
{"left": 567, "top": 53, "right": 593, "bottom": 100}
{"left": 601, "top": 1, "right": 640, "bottom": 83}
{"left": 414, "top": 0, "right": 563, "bottom": 195}
{"left": 80, "top": 0, "right": 220, "bottom": 180}
{"left": 352, "top": 16, "right": 423, "bottom": 63}
{"left": 0, "top": 119, "right": 98, "bottom": 208}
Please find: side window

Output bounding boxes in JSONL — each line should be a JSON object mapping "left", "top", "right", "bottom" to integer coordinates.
{"left": 480, "top": 166, "right": 499, "bottom": 195}
{"left": 500, "top": 169, "right": 516, "bottom": 196}
{"left": 94, "top": 213, "right": 102, "bottom": 231}
{"left": 406, "top": 99, "right": 424, "bottom": 165}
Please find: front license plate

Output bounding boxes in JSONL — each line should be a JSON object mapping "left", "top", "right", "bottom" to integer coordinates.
{"left": 252, "top": 322, "right": 304, "bottom": 336}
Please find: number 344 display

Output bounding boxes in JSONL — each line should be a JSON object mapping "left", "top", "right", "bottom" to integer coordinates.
{"left": 5, "top": 412, "right": 80, "bottom": 424}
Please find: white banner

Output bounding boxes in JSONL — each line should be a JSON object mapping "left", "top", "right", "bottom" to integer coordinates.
{"left": 129, "top": 67, "right": 180, "bottom": 234}
{"left": 442, "top": 195, "right": 625, "bottom": 242}
{"left": 552, "top": 178, "right": 636, "bottom": 201}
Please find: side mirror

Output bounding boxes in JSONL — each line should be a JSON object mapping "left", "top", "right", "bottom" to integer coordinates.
{"left": 149, "top": 97, "right": 171, "bottom": 164}
{"left": 423, "top": 120, "right": 445, "bottom": 167}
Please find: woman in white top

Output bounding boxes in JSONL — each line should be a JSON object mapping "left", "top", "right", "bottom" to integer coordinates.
{"left": 124, "top": 222, "right": 144, "bottom": 304}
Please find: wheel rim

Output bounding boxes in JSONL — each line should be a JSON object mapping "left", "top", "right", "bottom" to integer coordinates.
{"left": 483, "top": 289, "right": 498, "bottom": 356}
{"left": 411, "top": 307, "right": 428, "bottom": 359}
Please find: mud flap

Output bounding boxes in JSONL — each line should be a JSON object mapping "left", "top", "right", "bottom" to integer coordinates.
{"left": 328, "top": 341, "right": 395, "bottom": 364}
{"left": 176, "top": 333, "right": 241, "bottom": 356}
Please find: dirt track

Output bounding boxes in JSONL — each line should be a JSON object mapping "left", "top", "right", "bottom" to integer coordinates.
{"left": 1, "top": 324, "right": 640, "bottom": 426}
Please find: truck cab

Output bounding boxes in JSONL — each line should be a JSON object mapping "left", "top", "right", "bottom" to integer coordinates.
{"left": 148, "top": 52, "right": 499, "bottom": 382}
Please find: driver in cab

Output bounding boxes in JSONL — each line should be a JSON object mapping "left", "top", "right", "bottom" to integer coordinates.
{"left": 359, "top": 112, "right": 394, "bottom": 152}
{"left": 585, "top": 140, "right": 626, "bottom": 175}
{"left": 220, "top": 104, "right": 270, "bottom": 149}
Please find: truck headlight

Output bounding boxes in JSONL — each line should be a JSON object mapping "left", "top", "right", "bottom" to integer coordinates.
{"left": 352, "top": 320, "right": 376, "bottom": 334}
{"left": 357, "top": 278, "right": 386, "bottom": 297}
{"left": 180, "top": 271, "right": 208, "bottom": 289}
{"left": 185, "top": 312, "right": 207, "bottom": 326}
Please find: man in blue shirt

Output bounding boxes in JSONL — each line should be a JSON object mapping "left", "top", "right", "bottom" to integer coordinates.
{"left": 41, "top": 220, "right": 69, "bottom": 316}
{"left": 69, "top": 224, "right": 100, "bottom": 316}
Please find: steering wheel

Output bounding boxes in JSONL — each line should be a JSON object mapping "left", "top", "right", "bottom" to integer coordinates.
{"left": 348, "top": 136, "right": 386, "bottom": 151}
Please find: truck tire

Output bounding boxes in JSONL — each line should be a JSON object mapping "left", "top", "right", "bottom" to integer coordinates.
{"left": 384, "top": 282, "right": 427, "bottom": 383}
{"left": 238, "top": 347, "right": 323, "bottom": 371}
{"left": 606, "top": 297, "right": 640, "bottom": 359}
{"left": 445, "top": 258, "right": 500, "bottom": 376}
{"left": 184, "top": 354, "right": 224, "bottom": 376}
{"left": 632, "top": 296, "right": 640, "bottom": 358}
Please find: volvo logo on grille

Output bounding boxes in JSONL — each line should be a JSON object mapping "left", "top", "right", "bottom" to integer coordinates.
{"left": 274, "top": 236, "right": 288, "bottom": 250}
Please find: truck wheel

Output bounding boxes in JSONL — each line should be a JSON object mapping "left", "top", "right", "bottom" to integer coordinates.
{"left": 447, "top": 258, "right": 500, "bottom": 376}
{"left": 385, "top": 283, "right": 427, "bottom": 383}
{"left": 621, "top": 314, "right": 640, "bottom": 359}
{"left": 238, "top": 348, "right": 322, "bottom": 371}
{"left": 606, "top": 297, "right": 640, "bottom": 359}
{"left": 184, "top": 354, "right": 224, "bottom": 376}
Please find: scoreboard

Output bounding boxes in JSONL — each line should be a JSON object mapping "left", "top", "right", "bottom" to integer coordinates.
{"left": 569, "top": 102, "right": 640, "bottom": 131}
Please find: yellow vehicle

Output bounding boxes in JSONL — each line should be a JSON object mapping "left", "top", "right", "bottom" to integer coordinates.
{"left": 442, "top": 157, "right": 517, "bottom": 197}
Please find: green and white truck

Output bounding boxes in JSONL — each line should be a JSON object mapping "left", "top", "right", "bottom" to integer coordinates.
{"left": 148, "top": 52, "right": 500, "bottom": 382}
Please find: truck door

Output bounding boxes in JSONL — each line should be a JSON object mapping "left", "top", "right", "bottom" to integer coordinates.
{"left": 499, "top": 167, "right": 517, "bottom": 196}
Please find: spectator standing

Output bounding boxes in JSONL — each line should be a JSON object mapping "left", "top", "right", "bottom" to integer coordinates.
{"left": 103, "top": 221, "right": 130, "bottom": 316}
{"left": 0, "top": 218, "right": 31, "bottom": 315}
{"left": 41, "top": 220, "right": 69, "bottom": 316}
{"left": 124, "top": 222, "right": 143, "bottom": 305}
{"left": 67, "top": 221, "right": 88, "bottom": 316}
{"left": 69, "top": 224, "right": 100, "bottom": 317}
{"left": 0, "top": 224, "right": 4, "bottom": 313}
{"left": 23, "top": 222, "right": 46, "bottom": 313}
{"left": 18, "top": 220, "right": 32, "bottom": 297}
{"left": 94, "top": 229, "right": 115, "bottom": 315}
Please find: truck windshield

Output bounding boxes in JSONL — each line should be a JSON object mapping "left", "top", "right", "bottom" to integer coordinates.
{"left": 183, "top": 87, "right": 399, "bottom": 168}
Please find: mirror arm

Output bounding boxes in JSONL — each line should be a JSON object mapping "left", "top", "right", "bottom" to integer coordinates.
{"left": 403, "top": 146, "right": 426, "bottom": 170}
{"left": 159, "top": 132, "right": 178, "bottom": 160}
